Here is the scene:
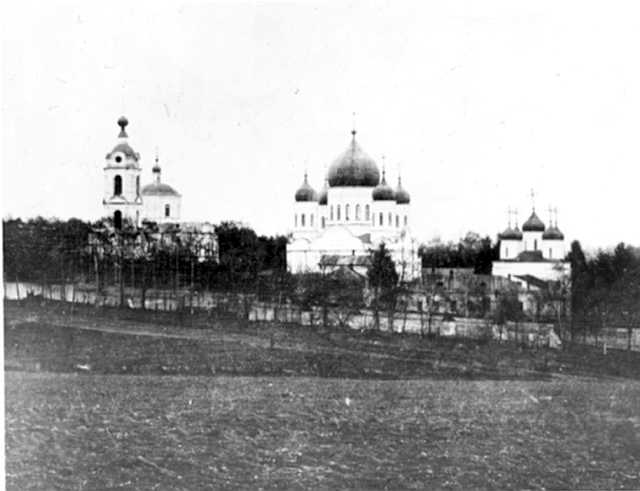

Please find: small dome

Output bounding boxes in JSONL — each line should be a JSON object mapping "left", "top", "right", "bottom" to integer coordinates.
{"left": 107, "top": 142, "right": 139, "bottom": 161}
{"left": 543, "top": 226, "right": 564, "bottom": 240}
{"left": 499, "top": 226, "right": 523, "bottom": 240}
{"left": 522, "top": 211, "right": 545, "bottom": 232}
{"left": 372, "top": 171, "right": 395, "bottom": 201}
{"left": 295, "top": 173, "right": 317, "bottom": 202}
{"left": 395, "top": 176, "right": 410, "bottom": 204}
{"left": 327, "top": 131, "right": 380, "bottom": 187}
{"left": 318, "top": 178, "right": 328, "bottom": 205}
{"left": 141, "top": 182, "right": 180, "bottom": 197}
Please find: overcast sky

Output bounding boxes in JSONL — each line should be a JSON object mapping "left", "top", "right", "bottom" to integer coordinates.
{"left": 3, "top": 1, "right": 640, "bottom": 250}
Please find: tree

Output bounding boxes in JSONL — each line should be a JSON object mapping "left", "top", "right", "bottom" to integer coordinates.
{"left": 493, "top": 289, "right": 523, "bottom": 342}
{"left": 367, "top": 243, "right": 399, "bottom": 330}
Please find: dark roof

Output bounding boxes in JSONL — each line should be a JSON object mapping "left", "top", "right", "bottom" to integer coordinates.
{"left": 107, "top": 142, "right": 140, "bottom": 161}
{"left": 319, "top": 254, "right": 372, "bottom": 268}
{"left": 516, "top": 250, "right": 545, "bottom": 262}
{"left": 372, "top": 172, "right": 395, "bottom": 201}
{"left": 326, "top": 265, "right": 367, "bottom": 282}
{"left": 141, "top": 182, "right": 180, "bottom": 197}
{"left": 395, "top": 177, "right": 410, "bottom": 204}
{"left": 514, "top": 274, "right": 549, "bottom": 289}
{"left": 327, "top": 131, "right": 380, "bottom": 187}
{"left": 522, "top": 211, "right": 545, "bottom": 232}
{"left": 499, "top": 226, "right": 523, "bottom": 240}
{"left": 295, "top": 174, "right": 317, "bottom": 202}
{"left": 318, "top": 179, "right": 328, "bottom": 205}
{"left": 542, "top": 226, "right": 564, "bottom": 240}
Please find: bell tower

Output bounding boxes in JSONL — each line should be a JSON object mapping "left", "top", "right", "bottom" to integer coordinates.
{"left": 102, "top": 116, "right": 143, "bottom": 228}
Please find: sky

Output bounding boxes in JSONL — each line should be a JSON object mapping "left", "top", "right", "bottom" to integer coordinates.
{"left": 2, "top": 1, "right": 640, "bottom": 251}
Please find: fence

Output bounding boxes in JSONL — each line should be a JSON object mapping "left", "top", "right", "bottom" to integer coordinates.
{"left": 5, "top": 281, "right": 639, "bottom": 351}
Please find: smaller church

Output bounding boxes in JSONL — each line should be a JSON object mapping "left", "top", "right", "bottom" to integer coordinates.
{"left": 102, "top": 116, "right": 182, "bottom": 228}
{"left": 492, "top": 205, "right": 570, "bottom": 285}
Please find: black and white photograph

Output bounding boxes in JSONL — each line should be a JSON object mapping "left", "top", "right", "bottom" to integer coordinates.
{"left": 2, "top": 1, "right": 640, "bottom": 489}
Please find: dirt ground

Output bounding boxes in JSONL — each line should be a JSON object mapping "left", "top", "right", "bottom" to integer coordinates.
{"left": 6, "top": 373, "right": 640, "bottom": 490}
{"left": 4, "top": 300, "right": 640, "bottom": 489}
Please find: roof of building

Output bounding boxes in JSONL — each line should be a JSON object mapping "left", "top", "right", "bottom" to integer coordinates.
{"left": 318, "top": 178, "right": 328, "bottom": 205}
{"left": 319, "top": 254, "right": 372, "bottom": 268}
{"left": 107, "top": 142, "right": 140, "bottom": 161}
{"left": 516, "top": 250, "right": 545, "bottom": 262}
{"left": 499, "top": 226, "right": 523, "bottom": 240}
{"left": 372, "top": 171, "right": 395, "bottom": 201}
{"left": 395, "top": 176, "right": 410, "bottom": 204}
{"left": 522, "top": 211, "right": 546, "bottom": 232}
{"left": 542, "top": 225, "right": 565, "bottom": 240}
{"left": 327, "top": 131, "right": 380, "bottom": 187}
{"left": 141, "top": 182, "right": 181, "bottom": 197}
{"left": 295, "top": 173, "right": 317, "bottom": 202}
{"left": 513, "top": 274, "right": 550, "bottom": 290}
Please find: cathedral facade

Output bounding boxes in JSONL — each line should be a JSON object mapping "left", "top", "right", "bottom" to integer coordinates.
{"left": 287, "top": 130, "right": 421, "bottom": 281}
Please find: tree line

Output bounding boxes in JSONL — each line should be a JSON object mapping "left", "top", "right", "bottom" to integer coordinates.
{"left": 418, "top": 232, "right": 499, "bottom": 274}
{"left": 568, "top": 240, "right": 640, "bottom": 345}
{"left": 2, "top": 217, "right": 288, "bottom": 294}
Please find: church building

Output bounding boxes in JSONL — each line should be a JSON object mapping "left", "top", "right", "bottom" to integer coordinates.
{"left": 102, "top": 117, "right": 181, "bottom": 228}
{"left": 492, "top": 205, "right": 570, "bottom": 284}
{"left": 286, "top": 130, "right": 421, "bottom": 281}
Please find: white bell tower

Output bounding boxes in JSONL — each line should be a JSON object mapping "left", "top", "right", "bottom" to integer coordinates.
{"left": 102, "top": 116, "right": 143, "bottom": 228}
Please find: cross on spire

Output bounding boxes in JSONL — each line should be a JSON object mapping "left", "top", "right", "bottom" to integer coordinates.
{"left": 530, "top": 189, "right": 536, "bottom": 212}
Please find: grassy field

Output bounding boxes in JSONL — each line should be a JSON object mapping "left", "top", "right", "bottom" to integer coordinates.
{"left": 6, "top": 373, "right": 640, "bottom": 490}
{"left": 4, "top": 300, "right": 640, "bottom": 489}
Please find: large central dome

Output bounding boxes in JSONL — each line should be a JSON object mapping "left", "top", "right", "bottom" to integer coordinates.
{"left": 327, "top": 131, "right": 380, "bottom": 187}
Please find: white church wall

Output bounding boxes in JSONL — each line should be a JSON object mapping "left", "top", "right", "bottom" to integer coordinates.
{"left": 492, "top": 260, "right": 571, "bottom": 283}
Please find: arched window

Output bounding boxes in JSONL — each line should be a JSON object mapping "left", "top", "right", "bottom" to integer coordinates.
{"left": 136, "top": 176, "right": 140, "bottom": 197}
{"left": 295, "top": 214, "right": 298, "bottom": 227}
{"left": 404, "top": 215, "right": 408, "bottom": 226}
{"left": 549, "top": 248, "right": 552, "bottom": 259}
{"left": 355, "top": 204, "right": 361, "bottom": 221}
{"left": 337, "top": 205, "right": 341, "bottom": 221}
{"left": 330, "top": 206, "right": 334, "bottom": 221}
{"left": 345, "top": 204, "right": 350, "bottom": 221}
{"left": 534, "top": 239, "right": 538, "bottom": 251}
{"left": 396, "top": 215, "right": 399, "bottom": 228}
{"left": 301, "top": 214, "right": 306, "bottom": 227}
{"left": 135, "top": 210, "right": 140, "bottom": 225}
{"left": 114, "top": 175, "right": 122, "bottom": 196}
{"left": 506, "top": 247, "right": 509, "bottom": 258}
{"left": 365, "top": 205, "right": 370, "bottom": 221}
{"left": 388, "top": 213, "right": 392, "bottom": 226}
{"left": 113, "top": 210, "right": 122, "bottom": 229}
{"left": 310, "top": 214, "right": 314, "bottom": 227}
{"left": 165, "top": 204, "right": 170, "bottom": 217}
{"left": 321, "top": 217, "right": 326, "bottom": 228}
{"left": 379, "top": 212, "right": 383, "bottom": 226}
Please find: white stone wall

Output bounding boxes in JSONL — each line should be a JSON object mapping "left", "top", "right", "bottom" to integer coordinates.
{"left": 499, "top": 238, "right": 523, "bottom": 260}
{"left": 492, "top": 260, "right": 571, "bottom": 283}
{"left": 542, "top": 239, "right": 566, "bottom": 260}
{"left": 142, "top": 194, "right": 182, "bottom": 223}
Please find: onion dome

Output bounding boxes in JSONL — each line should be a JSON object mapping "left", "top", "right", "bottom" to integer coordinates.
{"left": 327, "top": 130, "right": 380, "bottom": 187}
{"left": 395, "top": 176, "right": 410, "bottom": 204}
{"left": 522, "top": 211, "right": 545, "bottom": 232}
{"left": 318, "top": 177, "right": 329, "bottom": 205}
{"left": 294, "top": 172, "right": 317, "bottom": 202}
{"left": 499, "top": 226, "right": 523, "bottom": 240}
{"left": 543, "top": 225, "right": 564, "bottom": 240}
{"left": 372, "top": 170, "right": 395, "bottom": 201}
